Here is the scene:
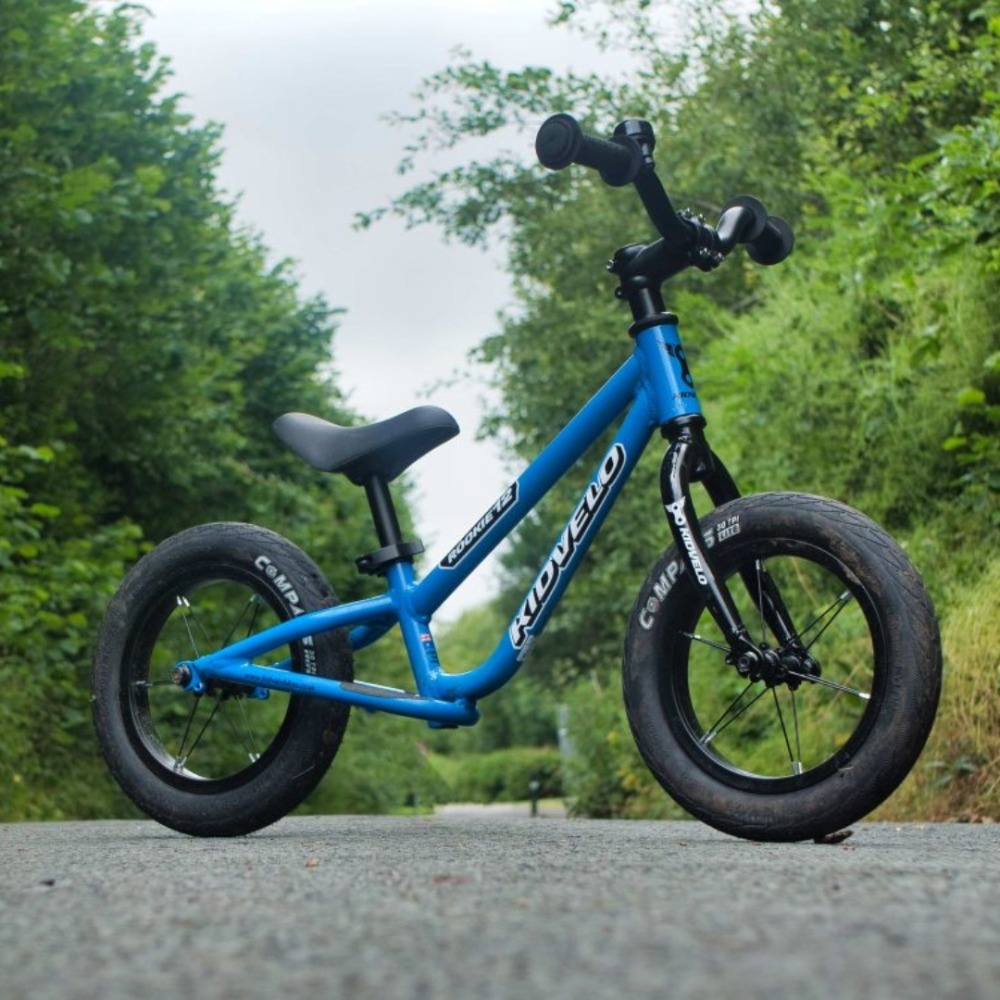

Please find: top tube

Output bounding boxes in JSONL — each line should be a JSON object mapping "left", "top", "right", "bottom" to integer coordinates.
{"left": 412, "top": 314, "right": 700, "bottom": 621}
{"left": 411, "top": 354, "right": 643, "bottom": 618}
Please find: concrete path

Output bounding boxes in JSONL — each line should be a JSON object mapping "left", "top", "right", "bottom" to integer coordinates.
{"left": 2, "top": 816, "right": 998, "bottom": 999}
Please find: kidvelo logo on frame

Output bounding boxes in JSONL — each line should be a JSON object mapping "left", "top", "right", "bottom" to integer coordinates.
{"left": 663, "top": 341, "right": 694, "bottom": 388}
{"left": 663, "top": 496, "right": 710, "bottom": 586}
{"left": 509, "top": 443, "right": 627, "bottom": 652}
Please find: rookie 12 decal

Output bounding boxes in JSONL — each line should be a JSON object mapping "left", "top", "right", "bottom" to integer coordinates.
{"left": 441, "top": 483, "right": 518, "bottom": 569}
{"left": 509, "top": 443, "right": 626, "bottom": 650}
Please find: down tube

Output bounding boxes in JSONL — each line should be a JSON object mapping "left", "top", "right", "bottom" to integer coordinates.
{"left": 440, "top": 398, "right": 656, "bottom": 702}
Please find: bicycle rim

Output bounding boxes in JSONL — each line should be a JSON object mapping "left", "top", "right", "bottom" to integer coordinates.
{"left": 123, "top": 574, "right": 306, "bottom": 791}
{"left": 665, "top": 540, "right": 884, "bottom": 792}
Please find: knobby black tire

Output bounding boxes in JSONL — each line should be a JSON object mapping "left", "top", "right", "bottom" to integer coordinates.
{"left": 92, "top": 523, "right": 353, "bottom": 837}
{"left": 623, "top": 493, "right": 941, "bottom": 842}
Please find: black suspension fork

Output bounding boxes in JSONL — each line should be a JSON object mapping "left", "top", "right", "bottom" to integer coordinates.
{"left": 660, "top": 417, "right": 804, "bottom": 673}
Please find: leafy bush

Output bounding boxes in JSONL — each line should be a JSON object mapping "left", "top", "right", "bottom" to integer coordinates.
{"left": 299, "top": 713, "right": 451, "bottom": 816}
{"left": 560, "top": 678, "right": 686, "bottom": 820}
{"left": 434, "top": 746, "right": 563, "bottom": 803}
{"left": 0, "top": 425, "right": 145, "bottom": 820}
{"left": 874, "top": 559, "right": 1000, "bottom": 822}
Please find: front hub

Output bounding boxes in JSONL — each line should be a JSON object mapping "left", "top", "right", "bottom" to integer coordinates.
{"left": 736, "top": 644, "right": 820, "bottom": 689}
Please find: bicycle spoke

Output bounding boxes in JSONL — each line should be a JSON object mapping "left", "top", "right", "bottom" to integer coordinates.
{"left": 681, "top": 631, "right": 732, "bottom": 654}
{"left": 173, "top": 694, "right": 203, "bottom": 769}
{"left": 770, "top": 687, "right": 803, "bottom": 775}
{"left": 176, "top": 595, "right": 199, "bottom": 657}
{"left": 174, "top": 694, "right": 223, "bottom": 770}
{"left": 790, "top": 689, "right": 803, "bottom": 774}
{"left": 798, "top": 590, "right": 853, "bottom": 653}
{"left": 700, "top": 682, "right": 769, "bottom": 746}
{"left": 787, "top": 670, "right": 871, "bottom": 701}
{"left": 221, "top": 593, "right": 265, "bottom": 649}
{"left": 754, "top": 559, "right": 767, "bottom": 644}
{"left": 222, "top": 695, "right": 263, "bottom": 763}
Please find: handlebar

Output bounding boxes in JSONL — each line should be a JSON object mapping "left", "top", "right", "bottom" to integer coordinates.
{"left": 534, "top": 113, "right": 794, "bottom": 279}
{"left": 535, "top": 113, "right": 643, "bottom": 187}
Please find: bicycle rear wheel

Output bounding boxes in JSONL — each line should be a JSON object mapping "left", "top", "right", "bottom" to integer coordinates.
{"left": 624, "top": 492, "right": 941, "bottom": 841}
{"left": 92, "top": 522, "right": 352, "bottom": 836}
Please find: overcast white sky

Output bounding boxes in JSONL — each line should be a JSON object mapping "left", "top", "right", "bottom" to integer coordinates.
{"left": 136, "top": 0, "right": 636, "bottom": 615}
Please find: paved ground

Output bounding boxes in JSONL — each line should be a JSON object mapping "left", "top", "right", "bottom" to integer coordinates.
{"left": 434, "top": 800, "right": 567, "bottom": 818}
{"left": 1, "top": 816, "right": 998, "bottom": 999}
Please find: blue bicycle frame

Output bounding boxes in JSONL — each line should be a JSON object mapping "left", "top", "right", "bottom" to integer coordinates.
{"left": 181, "top": 319, "right": 701, "bottom": 727}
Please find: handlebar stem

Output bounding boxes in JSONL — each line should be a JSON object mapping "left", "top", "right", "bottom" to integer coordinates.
{"left": 535, "top": 114, "right": 793, "bottom": 309}
{"left": 609, "top": 244, "right": 670, "bottom": 323}
{"left": 633, "top": 171, "right": 694, "bottom": 249}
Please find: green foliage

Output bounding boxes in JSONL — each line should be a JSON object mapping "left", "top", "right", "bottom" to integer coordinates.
{"left": 878, "top": 558, "right": 1000, "bottom": 821}
{"left": 943, "top": 350, "right": 1000, "bottom": 519}
{"left": 0, "top": 418, "right": 144, "bottom": 818}
{"left": 431, "top": 746, "right": 563, "bottom": 803}
{"left": 301, "top": 713, "right": 452, "bottom": 815}
{"left": 560, "top": 676, "right": 684, "bottom": 819}
{"left": 700, "top": 252, "right": 1000, "bottom": 531}
{"left": 0, "top": 0, "right": 380, "bottom": 820}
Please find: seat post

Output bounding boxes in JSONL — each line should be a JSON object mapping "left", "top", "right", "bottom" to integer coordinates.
{"left": 364, "top": 475, "right": 403, "bottom": 548}
{"left": 355, "top": 475, "right": 425, "bottom": 576}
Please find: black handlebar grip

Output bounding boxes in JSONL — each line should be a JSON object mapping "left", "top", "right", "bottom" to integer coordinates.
{"left": 716, "top": 196, "right": 769, "bottom": 249}
{"left": 535, "top": 113, "right": 641, "bottom": 187}
{"left": 534, "top": 114, "right": 584, "bottom": 170}
{"left": 746, "top": 216, "right": 794, "bottom": 265}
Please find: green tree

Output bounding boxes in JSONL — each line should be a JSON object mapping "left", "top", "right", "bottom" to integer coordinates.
{"left": 0, "top": 367, "right": 144, "bottom": 817}
{"left": 0, "top": 1, "right": 383, "bottom": 818}
{"left": 0, "top": 1, "right": 373, "bottom": 554}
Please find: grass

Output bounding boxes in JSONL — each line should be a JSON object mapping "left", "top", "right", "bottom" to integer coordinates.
{"left": 874, "top": 557, "right": 1000, "bottom": 822}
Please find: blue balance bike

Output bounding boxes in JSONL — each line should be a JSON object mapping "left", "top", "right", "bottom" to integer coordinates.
{"left": 92, "top": 115, "right": 942, "bottom": 841}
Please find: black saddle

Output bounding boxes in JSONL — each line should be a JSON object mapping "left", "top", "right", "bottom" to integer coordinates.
{"left": 273, "top": 406, "right": 459, "bottom": 486}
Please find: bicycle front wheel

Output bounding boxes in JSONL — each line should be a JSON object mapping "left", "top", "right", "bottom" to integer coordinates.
{"left": 623, "top": 492, "right": 941, "bottom": 841}
{"left": 92, "top": 522, "right": 352, "bottom": 837}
